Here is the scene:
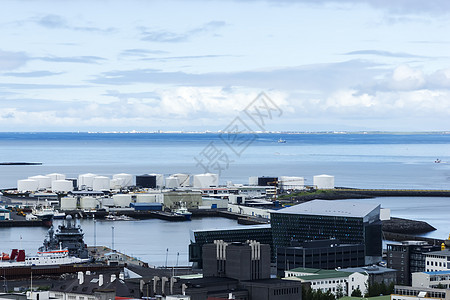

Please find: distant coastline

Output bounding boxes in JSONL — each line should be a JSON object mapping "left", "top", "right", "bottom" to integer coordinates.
{"left": 0, "top": 130, "right": 449, "bottom": 135}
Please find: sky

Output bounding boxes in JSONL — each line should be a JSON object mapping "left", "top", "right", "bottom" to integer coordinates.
{"left": 1, "top": 0, "right": 450, "bottom": 132}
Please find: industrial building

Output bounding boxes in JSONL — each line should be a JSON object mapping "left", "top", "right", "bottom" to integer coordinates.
{"left": 387, "top": 241, "right": 441, "bottom": 285}
{"left": 276, "top": 239, "right": 365, "bottom": 277}
{"left": 270, "top": 200, "right": 382, "bottom": 265}
{"left": 202, "top": 240, "right": 271, "bottom": 281}
{"left": 189, "top": 225, "right": 273, "bottom": 268}
{"left": 392, "top": 286, "right": 450, "bottom": 300}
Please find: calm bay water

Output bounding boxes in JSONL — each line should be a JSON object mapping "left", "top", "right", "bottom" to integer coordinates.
{"left": 1, "top": 132, "right": 450, "bottom": 265}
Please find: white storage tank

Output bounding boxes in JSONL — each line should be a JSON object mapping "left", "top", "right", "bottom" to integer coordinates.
{"left": 78, "top": 173, "right": 97, "bottom": 190}
{"left": 46, "top": 173, "right": 66, "bottom": 181}
{"left": 101, "top": 197, "right": 115, "bottom": 207}
{"left": 112, "top": 173, "right": 134, "bottom": 187}
{"left": 17, "top": 179, "right": 39, "bottom": 192}
{"left": 51, "top": 180, "right": 74, "bottom": 193}
{"left": 248, "top": 176, "right": 258, "bottom": 186}
{"left": 60, "top": 196, "right": 77, "bottom": 210}
{"left": 110, "top": 179, "right": 122, "bottom": 190}
{"left": 172, "top": 173, "right": 190, "bottom": 187}
{"left": 92, "top": 176, "right": 111, "bottom": 191}
{"left": 148, "top": 173, "right": 164, "bottom": 188}
{"left": 279, "top": 176, "right": 305, "bottom": 190}
{"left": 313, "top": 174, "right": 335, "bottom": 189}
{"left": 113, "top": 194, "right": 132, "bottom": 207}
{"left": 165, "top": 176, "right": 180, "bottom": 189}
{"left": 80, "top": 197, "right": 98, "bottom": 209}
{"left": 28, "top": 175, "right": 52, "bottom": 190}
{"left": 193, "top": 173, "right": 219, "bottom": 188}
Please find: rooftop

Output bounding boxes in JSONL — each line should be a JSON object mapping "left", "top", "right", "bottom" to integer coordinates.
{"left": 339, "top": 266, "right": 396, "bottom": 274}
{"left": 271, "top": 200, "right": 379, "bottom": 218}
{"left": 424, "top": 270, "right": 450, "bottom": 275}
{"left": 287, "top": 268, "right": 353, "bottom": 280}
{"left": 426, "top": 250, "right": 450, "bottom": 256}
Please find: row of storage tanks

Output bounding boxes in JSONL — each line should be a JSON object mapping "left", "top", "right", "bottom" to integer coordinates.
{"left": 60, "top": 193, "right": 164, "bottom": 210}
{"left": 248, "top": 174, "right": 335, "bottom": 190}
{"left": 17, "top": 172, "right": 220, "bottom": 192}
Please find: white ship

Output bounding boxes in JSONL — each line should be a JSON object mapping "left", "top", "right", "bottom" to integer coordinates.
{"left": 0, "top": 248, "right": 90, "bottom": 268}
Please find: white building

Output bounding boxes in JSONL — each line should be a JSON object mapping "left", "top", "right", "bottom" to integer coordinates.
{"left": 283, "top": 267, "right": 368, "bottom": 296}
{"left": 425, "top": 250, "right": 450, "bottom": 272}
{"left": 412, "top": 271, "right": 450, "bottom": 289}
{"left": 392, "top": 286, "right": 450, "bottom": 300}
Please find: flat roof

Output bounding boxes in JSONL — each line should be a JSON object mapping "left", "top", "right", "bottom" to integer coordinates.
{"left": 287, "top": 267, "right": 353, "bottom": 280}
{"left": 271, "top": 200, "right": 379, "bottom": 218}
{"left": 192, "top": 224, "right": 271, "bottom": 233}
{"left": 424, "top": 270, "right": 450, "bottom": 275}
{"left": 426, "top": 250, "right": 450, "bottom": 256}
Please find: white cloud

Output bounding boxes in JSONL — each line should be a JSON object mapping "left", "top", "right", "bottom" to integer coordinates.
{"left": 389, "top": 65, "right": 425, "bottom": 90}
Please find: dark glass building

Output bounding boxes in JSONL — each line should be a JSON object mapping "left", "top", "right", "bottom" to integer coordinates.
{"left": 276, "top": 239, "right": 365, "bottom": 277}
{"left": 270, "top": 200, "right": 382, "bottom": 265}
{"left": 387, "top": 241, "right": 441, "bottom": 285}
{"left": 189, "top": 224, "right": 273, "bottom": 268}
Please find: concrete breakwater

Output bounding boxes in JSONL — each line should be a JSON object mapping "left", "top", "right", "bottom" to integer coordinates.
{"left": 382, "top": 217, "right": 436, "bottom": 234}
{"left": 282, "top": 188, "right": 450, "bottom": 202}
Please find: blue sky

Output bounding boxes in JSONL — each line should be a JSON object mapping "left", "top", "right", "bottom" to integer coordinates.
{"left": 1, "top": 0, "right": 450, "bottom": 132}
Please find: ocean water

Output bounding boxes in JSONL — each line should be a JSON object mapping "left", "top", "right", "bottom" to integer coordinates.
{"left": 1, "top": 132, "right": 450, "bottom": 265}
{"left": 0, "top": 132, "right": 449, "bottom": 189}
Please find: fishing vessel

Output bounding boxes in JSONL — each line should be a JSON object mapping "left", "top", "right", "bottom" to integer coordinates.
{"left": 173, "top": 202, "right": 192, "bottom": 221}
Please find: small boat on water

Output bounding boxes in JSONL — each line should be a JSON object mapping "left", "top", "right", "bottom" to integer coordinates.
{"left": 174, "top": 202, "right": 192, "bottom": 221}
{"left": 105, "top": 214, "right": 134, "bottom": 221}
{"left": 278, "top": 138, "right": 286, "bottom": 143}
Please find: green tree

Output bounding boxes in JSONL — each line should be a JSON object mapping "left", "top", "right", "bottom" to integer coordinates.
{"left": 351, "top": 287, "right": 362, "bottom": 297}
{"left": 335, "top": 283, "right": 345, "bottom": 299}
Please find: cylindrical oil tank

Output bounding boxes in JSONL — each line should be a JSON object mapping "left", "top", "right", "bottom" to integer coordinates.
{"left": 80, "top": 197, "right": 98, "bottom": 209}
{"left": 148, "top": 173, "right": 164, "bottom": 188}
{"left": 60, "top": 197, "right": 77, "bottom": 210}
{"left": 165, "top": 176, "right": 179, "bottom": 189}
{"left": 17, "top": 179, "right": 39, "bottom": 192}
{"left": 78, "top": 173, "right": 97, "bottom": 189}
{"left": 101, "top": 197, "right": 115, "bottom": 207}
{"left": 279, "top": 176, "right": 305, "bottom": 190}
{"left": 136, "top": 175, "right": 157, "bottom": 188}
{"left": 258, "top": 177, "right": 278, "bottom": 186}
{"left": 193, "top": 173, "right": 219, "bottom": 188}
{"left": 313, "top": 174, "right": 335, "bottom": 189}
{"left": 46, "top": 173, "right": 66, "bottom": 181}
{"left": 92, "top": 176, "right": 111, "bottom": 191}
{"left": 51, "top": 180, "right": 74, "bottom": 193}
{"left": 172, "top": 173, "right": 190, "bottom": 187}
{"left": 248, "top": 176, "right": 258, "bottom": 186}
{"left": 28, "top": 175, "right": 52, "bottom": 190}
{"left": 113, "top": 173, "right": 133, "bottom": 187}
{"left": 110, "top": 179, "right": 122, "bottom": 190}
{"left": 113, "top": 194, "right": 132, "bottom": 207}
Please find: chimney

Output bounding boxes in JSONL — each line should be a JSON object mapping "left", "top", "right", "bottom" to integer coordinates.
{"left": 111, "top": 274, "right": 116, "bottom": 282}
{"left": 78, "top": 272, "right": 84, "bottom": 285}
{"left": 229, "top": 293, "right": 235, "bottom": 299}
{"left": 119, "top": 272, "right": 124, "bottom": 280}
{"left": 86, "top": 271, "right": 91, "bottom": 275}
{"left": 99, "top": 274, "right": 104, "bottom": 287}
